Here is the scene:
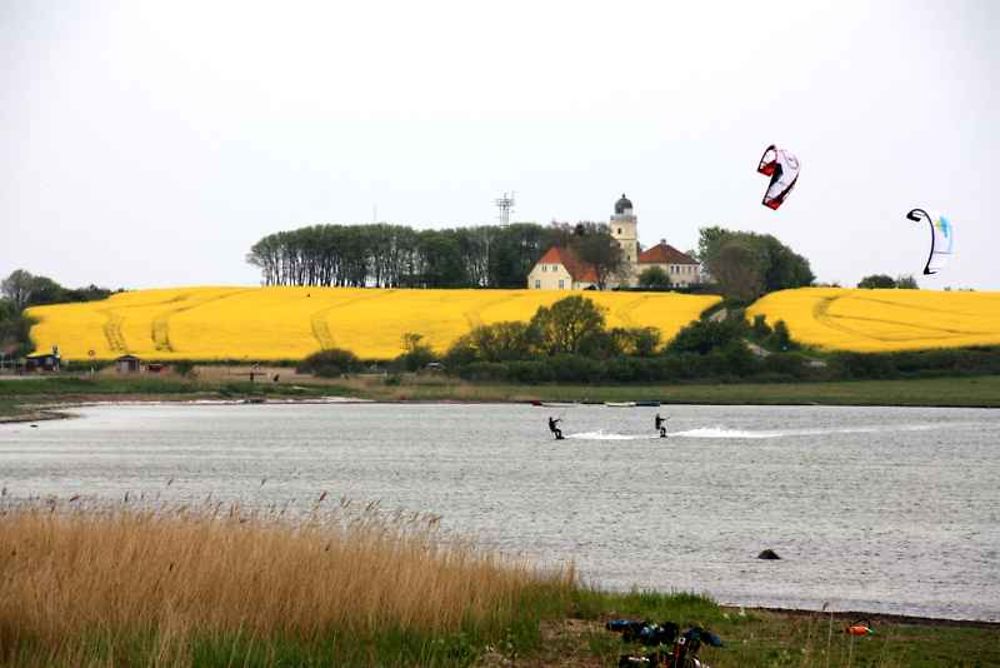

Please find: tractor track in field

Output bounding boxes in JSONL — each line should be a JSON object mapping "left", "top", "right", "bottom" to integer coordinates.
{"left": 309, "top": 290, "right": 395, "bottom": 350}
{"left": 149, "top": 289, "right": 254, "bottom": 353}
{"left": 99, "top": 309, "right": 128, "bottom": 354}
{"left": 462, "top": 293, "right": 522, "bottom": 330}
{"left": 812, "top": 294, "right": 992, "bottom": 344}
{"left": 611, "top": 294, "right": 652, "bottom": 328}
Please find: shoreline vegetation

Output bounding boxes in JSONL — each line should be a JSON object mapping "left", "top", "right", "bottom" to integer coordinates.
{"left": 0, "top": 501, "right": 995, "bottom": 668}
{"left": 3, "top": 372, "right": 1000, "bottom": 424}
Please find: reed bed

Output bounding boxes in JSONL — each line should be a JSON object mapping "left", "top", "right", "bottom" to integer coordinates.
{"left": 0, "top": 498, "right": 575, "bottom": 666}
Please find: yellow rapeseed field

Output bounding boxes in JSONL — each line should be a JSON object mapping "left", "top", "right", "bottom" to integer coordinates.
{"left": 26, "top": 286, "right": 721, "bottom": 361}
{"left": 746, "top": 287, "right": 1000, "bottom": 352}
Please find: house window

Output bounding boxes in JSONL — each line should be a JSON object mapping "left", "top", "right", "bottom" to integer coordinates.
{"left": 558, "top": 279, "right": 565, "bottom": 289}
{"left": 617, "top": 228, "right": 622, "bottom": 235}
{"left": 534, "top": 279, "right": 541, "bottom": 289}
{"left": 542, "top": 265, "right": 547, "bottom": 272}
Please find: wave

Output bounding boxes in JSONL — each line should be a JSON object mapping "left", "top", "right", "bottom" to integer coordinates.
{"left": 565, "top": 430, "right": 660, "bottom": 441}
{"left": 670, "top": 423, "right": 957, "bottom": 440}
{"left": 671, "top": 427, "right": 779, "bottom": 439}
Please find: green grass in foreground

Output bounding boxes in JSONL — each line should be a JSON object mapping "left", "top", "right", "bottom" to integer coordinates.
{"left": 335, "top": 374, "right": 1000, "bottom": 407}
{"left": 10, "top": 591, "right": 994, "bottom": 667}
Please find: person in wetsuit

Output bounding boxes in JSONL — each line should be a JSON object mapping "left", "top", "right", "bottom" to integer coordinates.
{"left": 655, "top": 413, "right": 667, "bottom": 438}
{"left": 548, "top": 416, "right": 563, "bottom": 440}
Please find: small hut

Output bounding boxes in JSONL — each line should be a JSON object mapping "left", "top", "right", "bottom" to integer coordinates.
{"left": 115, "top": 354, "right": 142, "bottom": 374}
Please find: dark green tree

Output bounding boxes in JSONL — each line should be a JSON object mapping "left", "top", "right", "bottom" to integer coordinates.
{"left": 566, "top": 222, "right": 627, "bottom": 290}
{"left": 397, "top": 332, "right": 436, "bottom": 371}
{"left": 298, "top": 348, "right": 362, "bottom": 377}
{"left": 697, "top": 227, "right": 813, "bottom": 302}
{"left": 1, "top": 270, "right": 37, "bottom": 311}
{"left": 857, "top": 274, "right": 897, "bottom": 289}
{"left": 709, "top": 239, "right": 766, "bottom": 302}
{"left": 667, "top": 318, "right": 747, "bottom": 355}
{"left": 638, "top": 266, "right": 671, "bottom": 289}
{"left": 417, "top": 230, "right": 467, "bottom": 287}
{"left": 529, "top": 295, "right": 607, "bottom": 356}
{"left": 449, "top": 321, "right": 533, "bottom": 363}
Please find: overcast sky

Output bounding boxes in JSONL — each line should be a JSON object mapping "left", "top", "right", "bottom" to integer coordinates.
{"left": 2, "top": 0, "right": 997, "bottom": 290}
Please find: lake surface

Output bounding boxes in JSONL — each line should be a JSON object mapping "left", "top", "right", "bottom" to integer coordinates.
{"left": 1, "top": 402, "right": 998, "bottom": 621}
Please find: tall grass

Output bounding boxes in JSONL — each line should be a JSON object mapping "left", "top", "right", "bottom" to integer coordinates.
{"left": 0, "top": 499, "right": 575, "bottom": 666}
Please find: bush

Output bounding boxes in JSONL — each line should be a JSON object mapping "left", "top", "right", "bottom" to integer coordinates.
{"left": 761, "top": 352, "right": 812, "bottom": 380}
{"left": 829, "top": 352, "right": 898, "bottom": 379}
{"left": 457, "top": 361, "right": 509, "bottom": 382}
{"left": 765, "top": 320, "right": 796, "bottom": 351}
{"left": 506, "top": 361, "right": 555, "bottom": 384}
{"left": 298, "top": 348, "right": 362, "bottom": 377}
{"left": 396, "top": 333, "right": 437, "bottom": 372}
{"left": 172, "top": 360, "right": 197, "bottom": 378}
{"left": 667, "top": 318, "right": 747, "bottom": 355}
{"left": 547, "top": 354, "right": 604, "bottom": 383}
{"left": 750, "top": 314, "right": 772, "bottom": 340}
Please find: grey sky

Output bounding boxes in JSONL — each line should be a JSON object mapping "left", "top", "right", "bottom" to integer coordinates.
{"left": 2, "top": 0, "right": 997, "bottom": 290}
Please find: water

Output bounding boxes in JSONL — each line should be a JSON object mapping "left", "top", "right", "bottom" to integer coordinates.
{"left": 1, "top": 402, "right": 998, "bottom": 621}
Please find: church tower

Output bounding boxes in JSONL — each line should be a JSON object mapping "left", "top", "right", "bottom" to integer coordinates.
{"left": 610, "top": 193, "right": 639, "bottom": 269}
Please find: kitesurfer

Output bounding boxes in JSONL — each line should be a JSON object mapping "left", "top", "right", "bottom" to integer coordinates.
{"left": 548, "top": 416, "right": 564, "bottom": 440}
{"left": 655, "top": 413, "right": 667, "bottom": 438}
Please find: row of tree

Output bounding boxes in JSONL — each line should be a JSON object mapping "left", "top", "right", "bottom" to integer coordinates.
{"left": 247, "top": 223, "right": 552, "bottom": 289}
{"left": 1, "top": 269, "right": 114, "bottom": 311}
{"left": 0, "top": 269, "right": 116, "bottom": 356}
{"left": 246, "top": 221, "right": 633, "bottom": 289}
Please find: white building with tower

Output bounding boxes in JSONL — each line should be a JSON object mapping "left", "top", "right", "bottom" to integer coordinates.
{"left": 527, "top": 194, "right": 702, "bottom": 290}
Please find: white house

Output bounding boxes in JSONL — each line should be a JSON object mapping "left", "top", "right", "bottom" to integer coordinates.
{"left": 526, "top": 246, "right": 598, "bottom": 290}
{"left": 527, "top": 194, "right": 702, "bottom": 289}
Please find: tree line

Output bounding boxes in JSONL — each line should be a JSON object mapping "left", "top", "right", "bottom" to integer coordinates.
{"left": 0, "top": 270, "right": 117, "bottom": 357}
{"left": 246, "top": 223, "right": 559, "bottom": 289}
{"left": 245, "top": 221, "right": 636, "bottom": 289}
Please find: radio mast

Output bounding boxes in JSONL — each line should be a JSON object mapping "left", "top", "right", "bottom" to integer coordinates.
{"left": 494, "top": 191, "right": 515, "bottom": 227}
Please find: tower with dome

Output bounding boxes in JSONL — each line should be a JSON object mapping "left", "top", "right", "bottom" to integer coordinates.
{"left": 610, "top": 194, "right": 640, "bottom": 268}
{"left": 526, "top": 193, "right": 702, "bottom": 290}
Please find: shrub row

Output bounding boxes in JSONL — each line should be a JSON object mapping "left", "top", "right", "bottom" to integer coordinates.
{"left": 450, "top": 346, "right": 1000, "bottom": 385}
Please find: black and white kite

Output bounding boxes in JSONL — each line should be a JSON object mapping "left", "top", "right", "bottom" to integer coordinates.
{"left": 756, "top": 145, "right": 800, "bottom": 210}
{"left": 906, "top": 208, "right": 954, "bottom": 275}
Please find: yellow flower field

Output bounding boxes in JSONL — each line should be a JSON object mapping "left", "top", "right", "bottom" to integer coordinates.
{"left": 746, "top": 287, "right": 1000, "bottom": 352}
{"left": 26, "top": 287, "right": 721, "bottom": 361}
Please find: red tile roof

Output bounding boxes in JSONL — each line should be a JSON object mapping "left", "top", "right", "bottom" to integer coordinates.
{"left": 639, "top": 242, "right": 698, "bottom": 265}
{"left": 536, "top": 246, "right": 598, "bottom": 283}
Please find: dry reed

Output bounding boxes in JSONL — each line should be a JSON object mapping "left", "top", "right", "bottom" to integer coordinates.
{"left": 0, "top": 498, "right": 573, "bottom": 665}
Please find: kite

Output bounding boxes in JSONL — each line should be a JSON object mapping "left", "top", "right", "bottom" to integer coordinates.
{"left": 906, "top": 208, "right": 954, "bottom": 275}
{"left": 756, "top": 144, "right": 800, "bottom": 210}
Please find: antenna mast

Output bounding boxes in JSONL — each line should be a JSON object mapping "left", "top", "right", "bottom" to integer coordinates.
{"left": 494, "top": 191, "right": 515, "bottom": 227}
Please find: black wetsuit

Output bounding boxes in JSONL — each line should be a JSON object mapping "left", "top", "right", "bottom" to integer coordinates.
{"left": 548, "top": 417, "right": 563, "bottom": 439}
{"left": 655, "top": 414, "right": 667, "bottom": 438}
